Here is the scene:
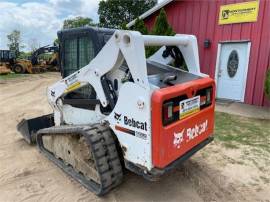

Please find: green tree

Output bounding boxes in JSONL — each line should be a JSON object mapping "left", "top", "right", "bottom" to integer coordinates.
{"left": 98, "top": 0, "right": 157, "bottom": 28}
{"left": 265, "top": 69, "right": 270, "bottom": 99}
{"left": 151, "top": 8, "right": 175, "bottom": 36}
{"left": 147, "top": 8, "right": 175, "bottom": 57}
{"left": 63, "top": 16, "right": 96, "bottom": 29}
{"left": 133, "top": 18, "right": 148, "bottom": 35}
{"left": 17, "top": 51, "right": 32, "bottom": 60}
{"left": 7, "top": 30, "right": 24, "bottom": 58}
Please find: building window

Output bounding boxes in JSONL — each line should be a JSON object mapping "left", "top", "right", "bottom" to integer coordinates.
{"left": 227, "top": 50, "right": 239, "bottom": 78}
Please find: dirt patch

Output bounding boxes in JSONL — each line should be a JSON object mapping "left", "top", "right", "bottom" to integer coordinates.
{"left": 0, "top": 73, "right": 269, "bottom": 201}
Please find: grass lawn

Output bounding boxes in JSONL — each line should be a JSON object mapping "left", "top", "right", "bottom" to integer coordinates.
{"left": 0, "top": 73, "right": 29, "bottom": 80}
{"left": 215, "top": 112, "right": 270, "bottom": 153}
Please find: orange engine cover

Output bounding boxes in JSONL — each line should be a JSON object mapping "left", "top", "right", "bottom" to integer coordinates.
{"left": 151, "top": 77, "right": 215, "bottom": 168}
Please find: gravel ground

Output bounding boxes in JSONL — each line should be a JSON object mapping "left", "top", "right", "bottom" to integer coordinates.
{"left": 0, "top": 72, "right": 269, "bottom": 202}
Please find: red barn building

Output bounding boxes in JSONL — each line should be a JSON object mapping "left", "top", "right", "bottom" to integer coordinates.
{"left": 128, "top": 0, "right": 270, "bottom": 106}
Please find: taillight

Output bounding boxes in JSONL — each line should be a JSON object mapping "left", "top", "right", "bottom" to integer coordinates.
{"left": 206, "top": 88, "right": 212, "bottom": 105}
{"left": 198, "top": 87, "right": 212, "bottom": 109}
{"left": 200, "top": 96, "right": 206, "bottom": 106}
{"left": 163, "top": 101, "right": 174, "bottom": 125}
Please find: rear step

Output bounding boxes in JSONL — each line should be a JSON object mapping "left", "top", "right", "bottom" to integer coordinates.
{"left": 16, "top": 114, "right": 54, "bottom": 144}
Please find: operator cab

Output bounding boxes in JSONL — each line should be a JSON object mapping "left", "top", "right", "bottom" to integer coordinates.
{"left": 0, "top": 50, "right": 15, "bottom": 64}
{"left": 57, "top": 27, "right": 114, "bottom": 106}
{"left": 57, "top": 27, "right": 114, "bottom": 78}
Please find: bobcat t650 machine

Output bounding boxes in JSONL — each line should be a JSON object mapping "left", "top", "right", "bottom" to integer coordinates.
{"left": 17, "top": 27, "right": 215, "bottom": 195}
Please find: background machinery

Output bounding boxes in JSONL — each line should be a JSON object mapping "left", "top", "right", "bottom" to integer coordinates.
{"left": 0, "top": 45, "right": 59, "bottom": 74}
{"left": 13, "top": 44, "right": 59, "bottom": 74}
{"left": 30, "top": 45, "right": 59, "bottom": 72}
{"left": 17, "top": 27, "right": 215, "bottom": 195}
{"left": 0, "top": 50, "right": 13, "bottom": 75}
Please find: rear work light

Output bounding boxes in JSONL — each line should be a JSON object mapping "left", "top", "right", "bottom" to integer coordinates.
{"left": 206, "top": 88, "right": 212, "bottom": 104}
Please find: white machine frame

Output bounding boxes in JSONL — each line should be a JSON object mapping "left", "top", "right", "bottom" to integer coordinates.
{"left": 47, "top": 30, "right": 203, "bottom": 170}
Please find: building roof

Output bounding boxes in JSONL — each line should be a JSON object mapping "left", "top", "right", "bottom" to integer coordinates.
{"left": 126, "top": 0, "right": 173, "bottom": 27}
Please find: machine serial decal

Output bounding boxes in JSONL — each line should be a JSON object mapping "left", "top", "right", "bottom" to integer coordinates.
{"left": 173, "top": 120, "right": 208, "bottom": 148}
{"left": 179, "top": 96, "right": 200, "bottom": 119}
{"left": 65, "top": 72, "right": 78, "bottom": 85}
{"left": 115, "top": 125, "right": 147, "bottom": 140}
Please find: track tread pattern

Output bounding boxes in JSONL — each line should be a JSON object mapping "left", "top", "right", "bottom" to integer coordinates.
{"left": 36, "top": 123, "right": 123, "bottom": 195}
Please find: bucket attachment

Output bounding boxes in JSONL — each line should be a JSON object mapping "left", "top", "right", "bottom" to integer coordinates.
{"left": 17, "top": 114, "right": 54, "bottom": 144}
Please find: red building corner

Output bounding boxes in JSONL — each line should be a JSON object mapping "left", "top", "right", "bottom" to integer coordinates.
{"left": 128, "top": 0, "right": 270, "bottom": 107}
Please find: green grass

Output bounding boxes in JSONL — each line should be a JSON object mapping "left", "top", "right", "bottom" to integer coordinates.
{"left": 0, "top": 73, "right": 28, "bottom": 80}
{"left": 214, "top": 112, "right": 270, "bottom": 153}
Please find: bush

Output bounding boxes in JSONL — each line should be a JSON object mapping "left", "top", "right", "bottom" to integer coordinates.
{"left": 151, "top": 8, "right": 175, "bottom": 36}
{"left": 265, "top": 69, "right": 270, "bottom": 99}
{"left": 131, "top": 8, "right": 187, "bottom": 71}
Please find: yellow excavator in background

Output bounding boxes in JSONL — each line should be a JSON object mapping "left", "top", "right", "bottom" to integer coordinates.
{"left": 0, "top": 45, "right": 59, "bottom": 74}
{"left": 29, "top": 45, "right": 59, "bottom": 72}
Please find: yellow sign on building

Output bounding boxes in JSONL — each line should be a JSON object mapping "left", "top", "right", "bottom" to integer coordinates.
{"left": 219, "top": 1, "right": 259, "bottom": 25}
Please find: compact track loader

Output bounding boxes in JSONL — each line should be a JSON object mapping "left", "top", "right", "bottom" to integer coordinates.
{"left": 17, "top": 27, "right": 215, "bottom": 195}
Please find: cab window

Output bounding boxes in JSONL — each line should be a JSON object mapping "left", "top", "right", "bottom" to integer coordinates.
{"left": 63, "top": 36, "right": 95, "bottom": 77}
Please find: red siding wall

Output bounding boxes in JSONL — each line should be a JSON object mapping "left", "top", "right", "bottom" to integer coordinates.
{"left": 144, "top": 0, "right": 270, "bottom": 106}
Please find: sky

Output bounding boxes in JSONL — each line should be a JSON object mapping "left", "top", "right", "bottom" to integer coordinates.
{"left": 0, "top": 0, "right": 164, "bottom": 51}
{"left": 0, "top": 0, "right": 102, "bottom": 50}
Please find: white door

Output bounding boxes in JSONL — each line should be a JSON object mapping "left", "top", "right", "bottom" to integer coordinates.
{"left": 216, "top": 42, "right": 250, "bottom": 101}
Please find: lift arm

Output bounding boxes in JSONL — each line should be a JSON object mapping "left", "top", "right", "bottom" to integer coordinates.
{"left": 46, "top": 30, "right": 202, "bottom": 125}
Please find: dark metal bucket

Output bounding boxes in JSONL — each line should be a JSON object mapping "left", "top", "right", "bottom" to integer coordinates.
{"left": 17, "top": 114, "right": 54, "bottom": 144}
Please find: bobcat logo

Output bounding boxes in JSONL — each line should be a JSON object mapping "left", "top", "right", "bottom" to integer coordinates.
{"left": 173, "top": 129, "right": 184, "bottom": 149}
{"left": 51, "top": 90, "right": 55, "bottom": 97}
{"left": 114, "top": 112, "right": 122, "bottom": 121}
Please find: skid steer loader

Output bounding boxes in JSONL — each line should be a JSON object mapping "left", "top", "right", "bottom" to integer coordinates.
{"left": 17, "top": 27, "right": 215, "bottom": 195}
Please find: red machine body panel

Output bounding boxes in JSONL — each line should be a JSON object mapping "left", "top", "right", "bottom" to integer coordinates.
{"left": 151, "top": 77, "right": 215, "bottom": 168}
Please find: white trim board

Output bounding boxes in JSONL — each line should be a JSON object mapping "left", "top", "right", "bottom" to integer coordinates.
{"left": 127, "top": 0, "right": 173, "bottom": 27}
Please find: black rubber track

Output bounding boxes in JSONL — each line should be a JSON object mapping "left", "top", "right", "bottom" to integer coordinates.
{"left": 36, "top": 124, "right": 123, "bottom": 196}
